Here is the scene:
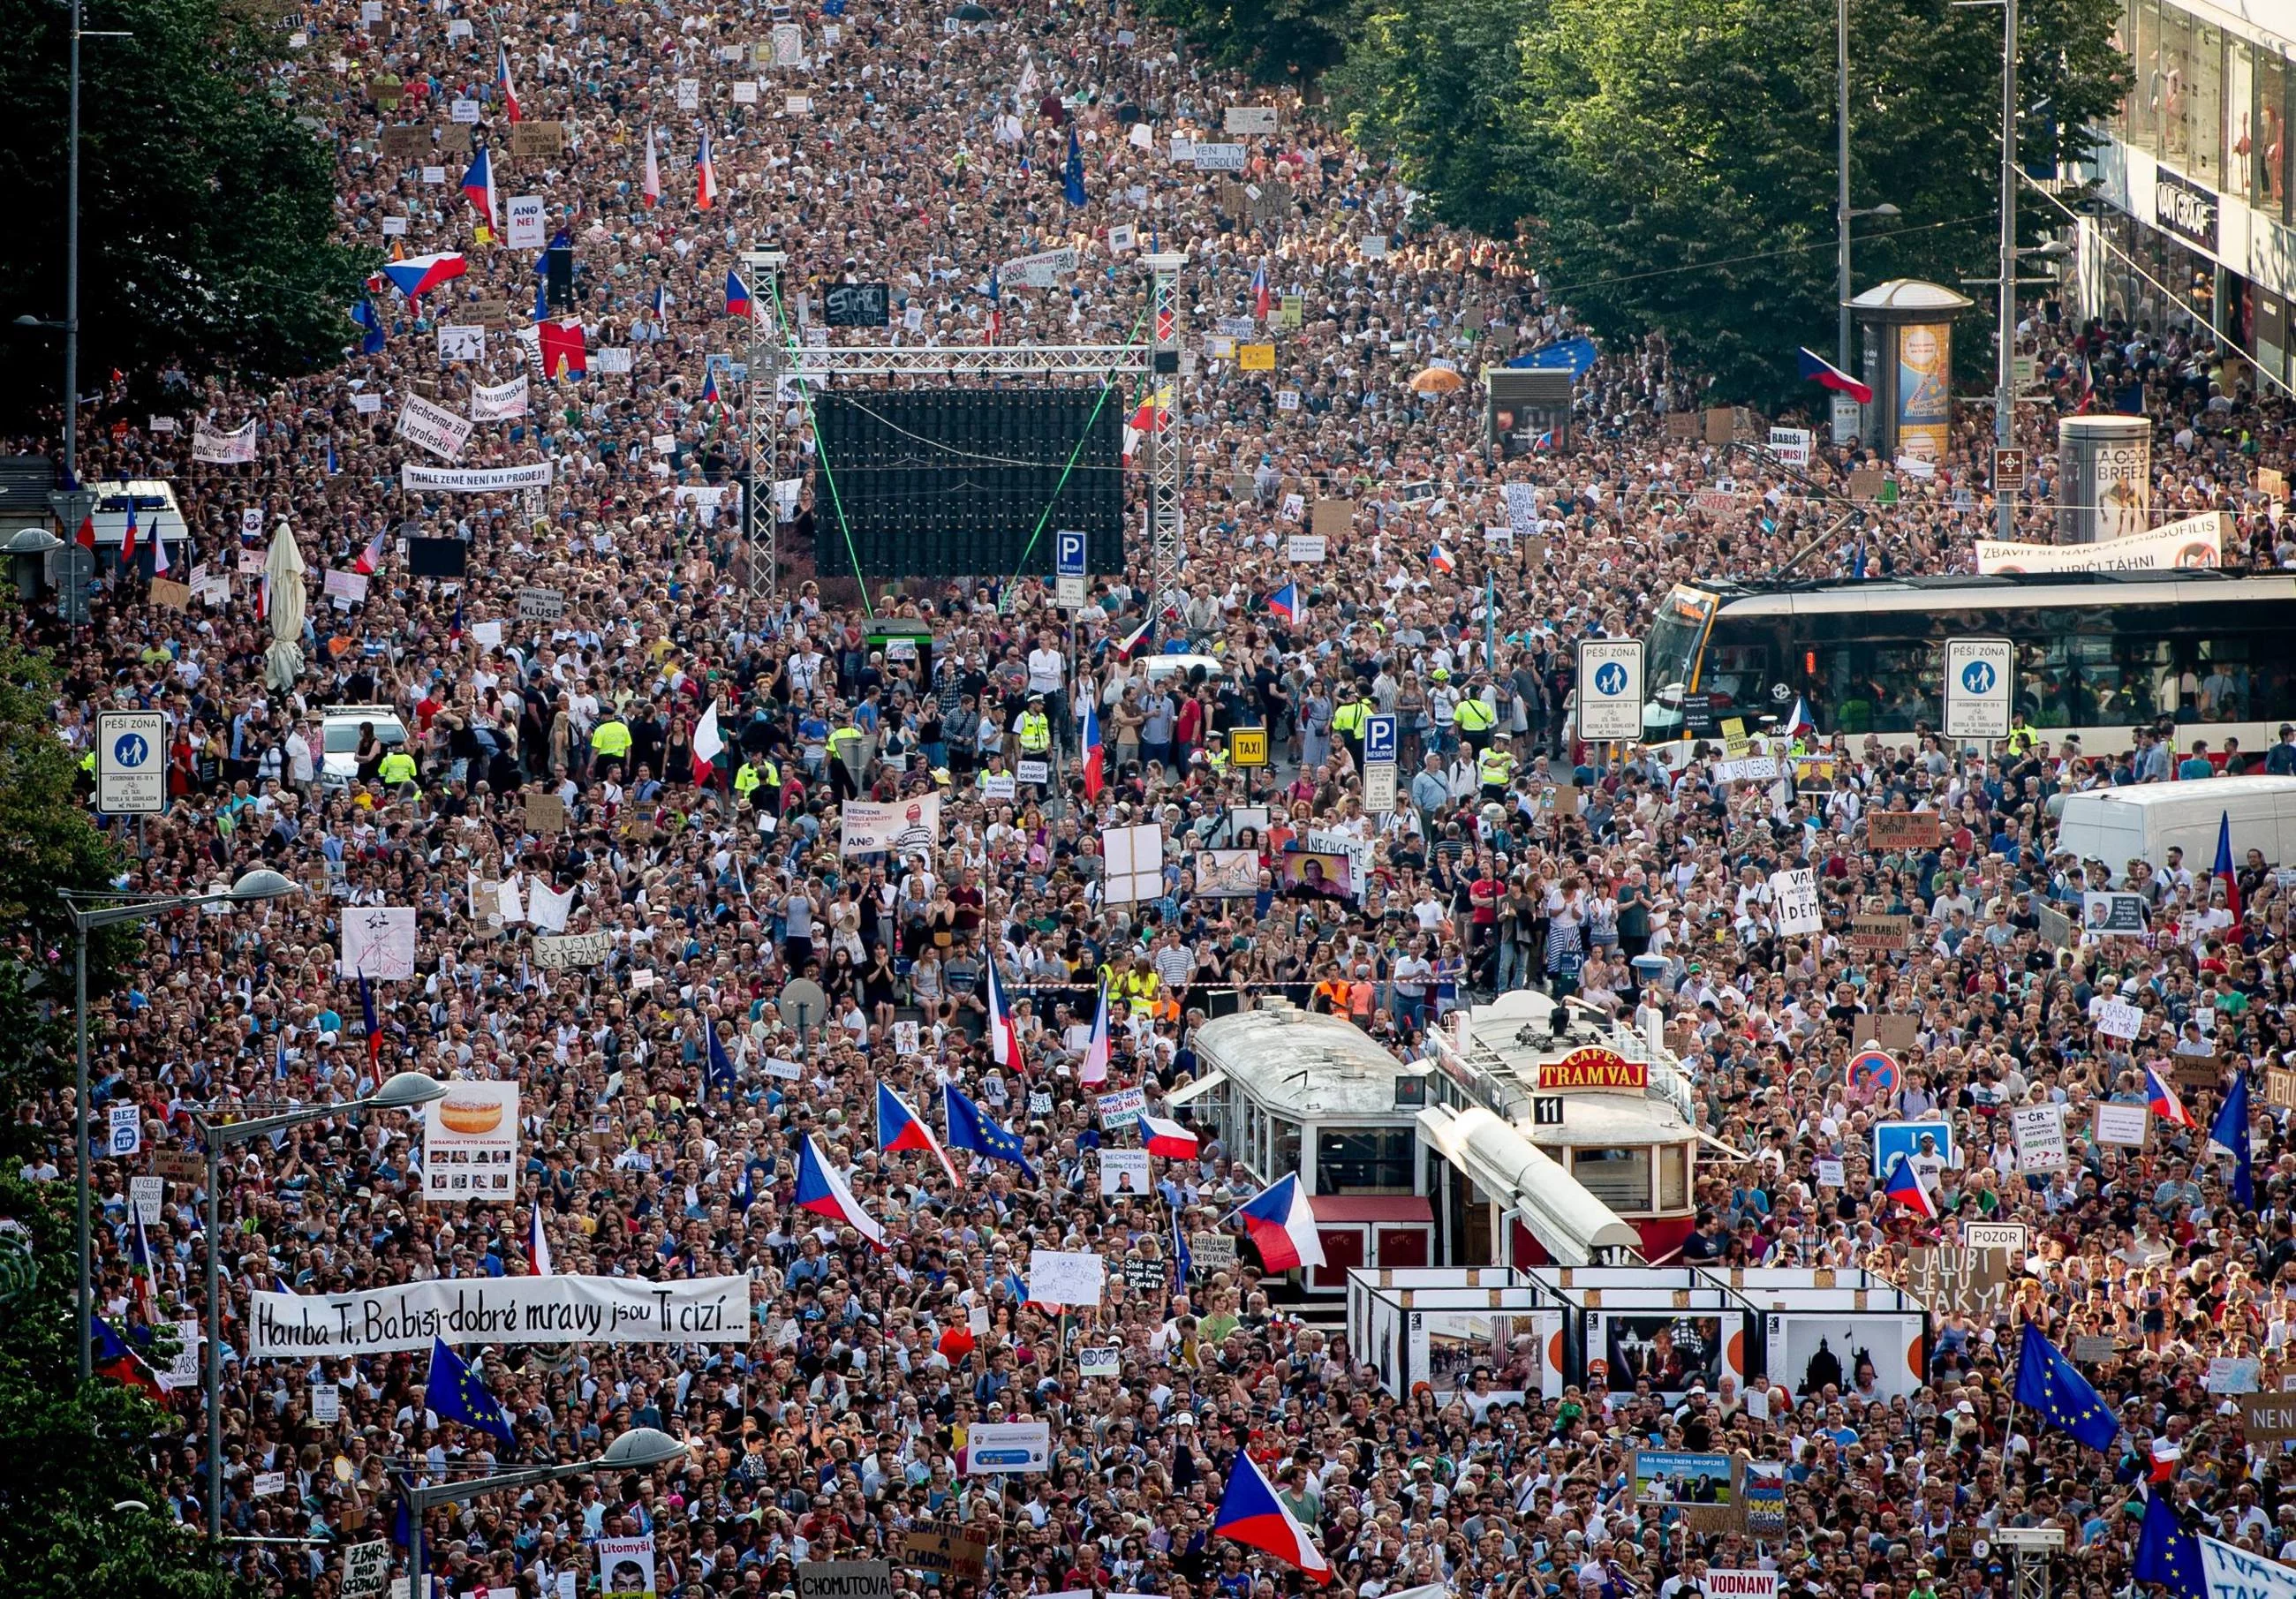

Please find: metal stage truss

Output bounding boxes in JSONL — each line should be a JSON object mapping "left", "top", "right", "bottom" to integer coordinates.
{"left": 738, "top": 254, "right": 1186, "bottom": 619}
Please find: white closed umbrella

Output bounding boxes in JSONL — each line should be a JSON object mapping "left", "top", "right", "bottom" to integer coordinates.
{"left": 263, "top": 517, "right": 308, "bottom": 691}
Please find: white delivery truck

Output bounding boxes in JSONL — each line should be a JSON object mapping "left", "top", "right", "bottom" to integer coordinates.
{"left": 2052, "top": 775, "right": 2296, "bottom": 884}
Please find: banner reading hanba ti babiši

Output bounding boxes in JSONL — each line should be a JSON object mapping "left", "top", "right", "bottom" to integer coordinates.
{"left": 251, "top": 1274, "right": 751, "bottom": 1355}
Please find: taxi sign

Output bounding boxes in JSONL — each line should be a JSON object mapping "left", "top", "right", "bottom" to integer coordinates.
{"left": 1228, "top": 727, "right": 1268, "bottom": 767}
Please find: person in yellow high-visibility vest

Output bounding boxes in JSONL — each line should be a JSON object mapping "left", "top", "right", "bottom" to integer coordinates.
{"left": 827, "top": 720, "right": 866, "bottom": 802}
{"left": 1477, "top": 733, "right": 1517, "bottom": 801}
{"left": 377, "top": 745, "right": 419, "bottom": 792}
{"left": 1454, "top": 680, "right": 1498, "bottom": 756}
{"left": 1330, "top": 685, "right": 1369, "bottom": 765}
{"left": 1115, "top": 953, "right": 1161, "bottom": 1017}
{"left": 734, "top": 758, "right": 763, "bottom": 811}
{"left": 1016, "top": 696, "right": 1053, "bottom": 765}
{"left": 591, "top": 713, "right": 633, "bottom": 777}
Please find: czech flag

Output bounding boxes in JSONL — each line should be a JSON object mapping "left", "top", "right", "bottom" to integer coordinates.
{"left": 2216, "top": 810, "right": 2242, "bottom": 923}
{"left": 1251, "top": 259, "right": 1270, "bottom": 321}
{"left": 1233, "top": 1173, "right": 1324, "bottom": 1272}
{"left": 986, "top": 266, "right": 1001, "bottom": 345}
{"left": 696, "top": 128, "right": 718, "bottom": 211}
{"left": 1139, "top": 1113, "right": 1198, "bottom": 1160}
{"left": 725, "top": 268, "right": 753, "bottom": 318}
{"left": 1427, "top": 542, "right": 1454, "bottom": 575}
{"left": 497, "top": 44, "right": 521, "bottom": 123}
{"left": 642, "top": 125, "right": 661, "bottom": 208}
{"left": 354, "top": 528, "right": 386, "bottom": 576}
{"left": 92, "top": 1316, "right": 167, "bottom": 1399}
{"left": 119, "top": 505, "right": 140, "bottom": 567}
{"left": 982, "top": 957, "right": 1022, "bottom": 1070}
{"left": 359, "top": 970, "right": 382, "bottom": 1068}
{"left": 1079, "top": 981, "right": 1112, "bottom": 1085}
{"left": 701, "top": 368, "right": 721, "bottom": 406}
{"left": 1080, "top": 696, "right": 1105, "bottom": 801}
{"left": 877, "top": 1082, "right": 961, "bottom": 1187}
{"left": 1267, "top": 582, "right": 1299, "bottom": 623}
{"left": 460, "top": 146, "right": 497, "bottom": 228}
{"left": 1782, "top": 696, "right": 1816, "bottom": 739}
{"left": 381, "top": 253, "right": 468, "bottom": 300}
{"left": 1880, "top": 1153, "right": 1937, "bottom": 1219}
{"left": 793, "top": 1133, "right": 887, "bottom": 1250}
{"left": 2147, "top": 1065, "right": 2197, "bottom": 1129}
{"left": 691, "top": 701, "right": 723, "bottom": 786}
{"left": 1798, "top": 345, "right": 1874, "bottom": 404}
{"left": 528, "top": 1203, "right": 553, "bottom": 1275}
{"left": 1213, "top": 1452, "right": 1333, "bottom": 1580}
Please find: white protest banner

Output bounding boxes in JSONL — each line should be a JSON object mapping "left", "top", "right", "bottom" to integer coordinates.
{"left": 1001, "top": 246, "right": 1079, "bottom": 288}
{"left": 130, "top": 1174, "right": 163, "bottom": 1224}
{"left": 2202, "top": 1539, "right": 2296, "bottom": 1599}
{"left": 1190, "top": 142, "right": 1247, "bottom": 170}
{"left": 1287, "top": 533, "right": 1327, "bottom": 563}
{"left": 771, "top": 22, "right": 803, "bottom": 63}
{"left": 344, "top": 1541, "right": 390, "bottom": 1599}
{"left": 1714, "top": 755, "right": 1783, "bottom": 783}
{"left": 423, "top": 1081, "right": 518, "bottom": 1202}
{"left": 532, "top": 931, "right": 611, "bottom": 969}
{"left": 340, "top": 907, "right": 418, "bottom": 979}
{"left": 1975, "top": 511, "right": 2224, "bottom": 576}
{"left": 1769, "top": 868, "right": 1821, "bottom": 936}
{"left": 505, "top": 195, "right": 548, "bottom": 250}
{"left": 396, "top": 394, "right": 475, "bottom": 461}
{"left": 1078, "top": 1346, "right": 1122, "bottom": 1379}
{"left": 313, "top": 1381, "right": 342, "bottom": 1423}
{"left": 253, "top": 1471, "right": 287, "bottom": 1497}
{"left": 1223, "top": 105, "right": 1278, "bottom": 134}
{"left": 2093, "top": 998, "right": 2143, "bottom": 1041}
{"left": 436, "top": 324, "right": 486, "bottom": 361}
{"left": 600, "top": 1535, "right": 657, "bottom": 1599}
{"left": 2083, "top": 891, "right": 2149, "bottom": 941}
{"left": 323, "top": 569, "right": 370, "bottom": 605}
{"left": 193, "top": 419, "right": 259, "bottom": 464}
{"left": 962, "top": 1420, "right": 1052, "bottom": 1475}
{"left": 1027, "top": 1249, "right": 1104, "bottom": 1309}
{"left": 1099, "top": 1148, "right": 1151, "bottom": 1196}
{"left": 109, "top": 1103, "right": 141, "bottom": 1157}
{"left": 1094, "top": 1085, "right": 1147, "bottom": 1130}
{"left": 251, "top": 1274, "right": 751, "bottom": 1355}
{"left": 2095, "top": 1102, "right": 2149, "bottom": 1146}
{"left": 1504, "top": 481, "right": 1538, "bottom": 532}
{"left": 1703, "top": 1575, "right": 1779, "bottom": 1599}
{"left": 401, "top": 462, "right": 555, "bottom": 493}
{"left": 1815, "top": 1158, "right": 1847, "bottom": 1188}
{"left": 839, "top": 795, "right": 941, "bottom": 858}
{"left": 527, "top": 881, "right": 576, "bottom": 932}
{"left": 469, "top": 374, "right": 530, "bottom": 420}
{"left": 2011, "top": 1104, "right": 2067, "bottom": 1172}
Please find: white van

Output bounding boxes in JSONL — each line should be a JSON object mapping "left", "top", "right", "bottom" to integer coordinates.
{"left": 2053, "top": 775, "right": 2296, "bottom": 883}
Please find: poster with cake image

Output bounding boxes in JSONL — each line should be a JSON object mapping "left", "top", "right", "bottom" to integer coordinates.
{"left": 422, "top": 1081, "right": 519, "bottom": 1202}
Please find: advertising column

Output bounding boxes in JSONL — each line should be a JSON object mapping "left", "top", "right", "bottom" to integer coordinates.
{"left": 2057, "top": 414, "right": 2152, "bottom": 543}
{"left": 1893, "top": 323, "right": 1952, "bottom": 463}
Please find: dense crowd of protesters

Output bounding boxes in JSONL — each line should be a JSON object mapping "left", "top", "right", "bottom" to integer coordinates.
{"left": 23, "top": 0, "right": 2296, "bottom": 1595}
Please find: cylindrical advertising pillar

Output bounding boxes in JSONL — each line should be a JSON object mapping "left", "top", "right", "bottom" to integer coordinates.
{"left": 1892, "top": 322, "right": 1953, "bottom": 463}
{"left": 1845, "top": 279, "right": 1974, "bottom": 461}
{"left": 2057, "top": 414, "right": 2152, "bottom": 543}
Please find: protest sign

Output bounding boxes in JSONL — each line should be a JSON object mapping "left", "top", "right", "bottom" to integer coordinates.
{"left": 1026, "top": 1249, "right": 1105, "bottom": 1309}
{"left": 2095, "top": 1102, "right": 2149, "bottom": 1146}
{"left": 395, "top": 394, "right": 474, "bottom": 461}
{"left": 840, "top": 795, "right": 940, "bottom": 857}
{"left": 250, "top": 1275, "right": 751, "bottom": 1355}
{"left": 340, "top": 907, "right": 418, "bottom": 979}
{"left": 962, "top": 1420, "right": 1051, "bottom": 1475}
{"left": 797, "top": 1565, "right": 894, "bottom": 1599}
{"left": 422, "top": 1082, "right": 519, "bottom": 1202}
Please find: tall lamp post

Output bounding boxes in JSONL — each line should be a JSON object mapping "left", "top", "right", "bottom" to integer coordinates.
{"left": 193, "top": 1069, "right": 449, "bottom": 1543}
{"left": 61, "top": 867, "right": 302, "bottom": 1385}
{"left": 397, "top": 1428, "right": 691, "bottom": 1596}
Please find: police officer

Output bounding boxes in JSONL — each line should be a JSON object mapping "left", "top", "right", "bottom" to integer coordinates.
{"left": 1016, "top": 695, "right": 1053, "bottom": 770}
{"left": 1477, "top": 730, "right": 1517, "bottom": 800}
{"left": 376, "top": 743, "right": 419, "bottom": 793}
{"left": 827, "top": 713, "right": 867, "bottom": 803}
{"left": 1454, "top": 675, "right": 1498, "bottom": 757}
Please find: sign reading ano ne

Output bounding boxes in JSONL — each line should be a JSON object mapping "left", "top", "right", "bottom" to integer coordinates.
{"left": 1538, "top": 1046, "right": 1648, "bottom": 1091}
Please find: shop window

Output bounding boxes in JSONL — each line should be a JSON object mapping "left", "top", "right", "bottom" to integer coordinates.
{"left": 2158, "top": 5, "right": 2195, "bottom": 167}
{"left": 2229, "top": 42, "right": 2253, "bottom": 199}
{"left": 2190, "top": 23, "right": 2224, "bottom": 185}
{"left": 2261, "top": 53, "right": 2290, "bottom": 220}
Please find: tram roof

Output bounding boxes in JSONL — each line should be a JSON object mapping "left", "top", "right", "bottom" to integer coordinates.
{"left": 1193, "top": 1006, "right": 1422, "bottom": 1120}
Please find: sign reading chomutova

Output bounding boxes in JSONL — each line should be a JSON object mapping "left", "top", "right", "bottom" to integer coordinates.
{"left": 250, "top": 1274, "right": 751, "bottom": 1355}
{"left": 796, "top": 1563, "right": 895, "bottom": 1599}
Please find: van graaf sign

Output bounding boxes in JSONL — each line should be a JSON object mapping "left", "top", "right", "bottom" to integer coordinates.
{"left": 252, "top": 1275, "right": 750, "bottom": 1354}
{"left": 2155, "top": 166, "right": 2221, "bottom": 253}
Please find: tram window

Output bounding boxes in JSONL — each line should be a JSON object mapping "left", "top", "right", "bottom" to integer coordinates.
{"left": 1571, "top": 1146, "right": 1652, "bottom": 1213}
{"left": 1701, "top": 643, "right": 1772, "bottom": 712}
{"left": 1274, "top": 1119, "right": 1303, "bottom": 1185}
{"left": 1816, "top": 644, "right": 1937, "bottom": 734}
{"left": 1317, "top": 1128, "right": 1416, "bottom": 1194}
{"left": 1660, "top": 1144, "right": 1690, "bottom": 1211}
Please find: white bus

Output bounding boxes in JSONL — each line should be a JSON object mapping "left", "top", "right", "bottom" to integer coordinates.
{"left": 1643, "top": 571, "right": 2296, "bottom": 761}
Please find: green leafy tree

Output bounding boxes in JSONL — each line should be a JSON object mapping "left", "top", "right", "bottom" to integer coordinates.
{"left": 0, "top": 0, "right": 372, "bottom": 411}
{"left": 1333, "top": 0, "right": 2131, "bottom": 404}
{"left": 1144, "top": 0, "right": 1356, "bottom": 84}
{"left": 0, "top": 621, "right": 238, "bottom": 1597}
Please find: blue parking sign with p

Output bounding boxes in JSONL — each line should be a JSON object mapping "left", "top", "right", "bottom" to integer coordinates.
{"left": 1055, "top": 531, "right": 1087, "bottom": 579}
{"left": 1363, "top": 713, "right": 1397, "bottom": 765}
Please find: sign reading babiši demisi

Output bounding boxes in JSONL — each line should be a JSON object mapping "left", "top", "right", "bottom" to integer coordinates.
{"left": 252, "top": 1275, "right": 751, "bottom": 1355}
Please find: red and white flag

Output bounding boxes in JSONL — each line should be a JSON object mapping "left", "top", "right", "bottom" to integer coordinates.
{"left": 643, "top": 126, "right": 661, "bottom": 208}
{"left": 692, "top": 701, "right": 724, "bottom": 785}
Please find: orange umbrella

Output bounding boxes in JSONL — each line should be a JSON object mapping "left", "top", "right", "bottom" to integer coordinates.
{"left": 1408, "top": 366, "right": 1464, "bottom": 394}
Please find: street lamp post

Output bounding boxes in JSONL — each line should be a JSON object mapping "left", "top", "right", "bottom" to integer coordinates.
{"left": 193, "top": 1069, "right": 449, "bottom": 1543}
{"left": 61, "top": 867, "right": 301, "bottom": 1384}
{"left": 397, "top": 1429, "right": 689, "bottom": 1597}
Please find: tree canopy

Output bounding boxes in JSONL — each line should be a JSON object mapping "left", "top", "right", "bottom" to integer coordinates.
{"left": 1324, "top": 0, "right": 2130, "bottom": 403}
{"left": 0, "top": 0, "right": 370, "bottom": 414}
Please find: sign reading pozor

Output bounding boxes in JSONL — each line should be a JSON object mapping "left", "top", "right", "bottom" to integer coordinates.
{"left": 251, "top": 1274, "right": 751, "bottom": 1355}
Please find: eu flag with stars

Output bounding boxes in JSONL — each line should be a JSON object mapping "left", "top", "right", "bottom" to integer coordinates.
{"left": 2134, "top": 1489, "right": 2206, "bottom": 1599}
{"left": 2012, "top": 1322, "right": 2119, "bottom": 1451}
{"left": 2211, "top": 1070, "right": 2254, "bottom": 1209}
{"left": 424, "top": 1336, "right": 514, "bottom": 1445}
{"left": 943, "top": 1082, "right": 1037, "bottom": 1181}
